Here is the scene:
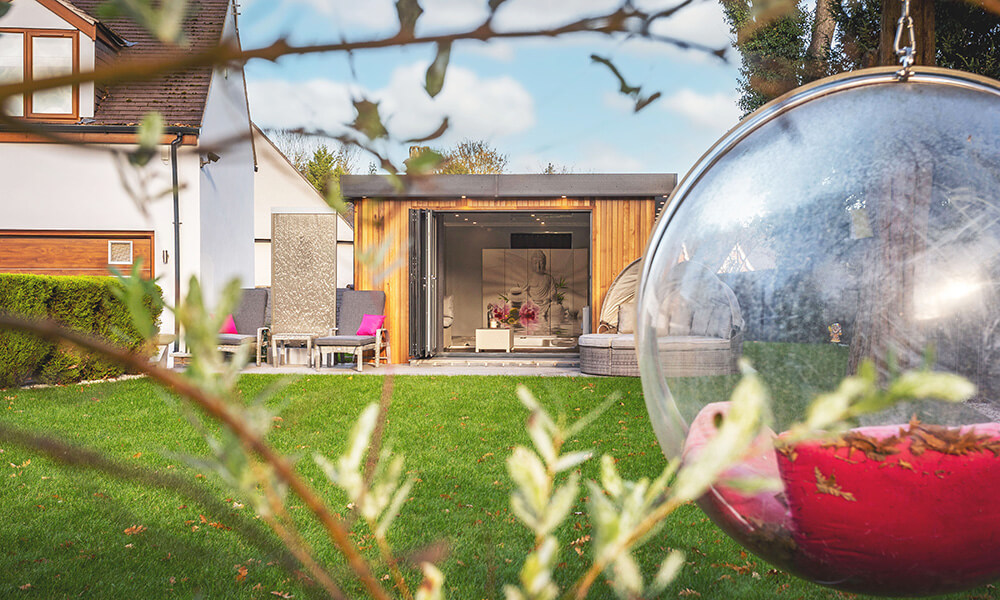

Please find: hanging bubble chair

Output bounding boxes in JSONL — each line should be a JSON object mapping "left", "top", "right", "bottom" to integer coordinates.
{"left": 637, "top": 64, "right": 1000, "bottom": 596}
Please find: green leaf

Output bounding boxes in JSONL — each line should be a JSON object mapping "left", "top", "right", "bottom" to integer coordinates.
{"left": 600, "top": 454, "right": 624, "bottom": 499}
{"left": 526, "top": 410, "right": 557, "bottom": 465}
{"left": 886, "top": 371, "right": 976, "bottom": 404}
{"left": 565, "top": 393, "right": 618, "bottom": 437}
{"left": 0, "top": 2, "right": 11, "bottom": 18}
{"left": 520, "top": 536, "right": 558, "bottom": 598}
{"left": 345, "top": 404, "right": 379, "bottom": 470}
{"left": 610, "top": 552, "right": 642, "bottom": 598}
{"left": 517, "top": 386, "right": 555, "bottom": 431}
{"left": 351, "top": 99, "right": 389, "bottom": 140}
{"left": 100, "top": 0, "right": 187, "bottom": 45}
{"left": 552, "top": 450, "right": 591, "bottom": 473}
{"left": 671, "top": 360, "right": 770, "bottom": 503}
{"left": 414, "top": 562, "right": 444, "bottom": 600}
{"left": 128, "top": 111, "right": 164, "bottom": 167}
{"left": 425, "top": 41, "right": 451, "bottom": 98}
{"left": 503, "top": 586, "right": 527, "bottom": 600}
{"left": 649, "top": 550, "right": 686, "bottom": 595}
{"left": 395, "top": 0, "right": 423, "bottom": 36}
{"left": 109, "top": 259, "right": 163, "bottom": 339}
{"left": 404, "top": 148, "right": 445, "bottom": 175}
{"left": 537, "top": 472, "right": 578, "bottom": 536}
{"left": 376, "top": 475, "right": 414, "bottom": 537}
{"left": 507, "top": 446, "right": 549, "bottom": 515}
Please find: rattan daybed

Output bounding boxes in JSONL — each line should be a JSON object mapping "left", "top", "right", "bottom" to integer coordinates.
{"left": 579, "top": 261, "right": 743, "bottom": 377}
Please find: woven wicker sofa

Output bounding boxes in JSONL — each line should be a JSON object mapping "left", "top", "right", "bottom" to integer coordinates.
{"left": 579, "top": 262, "right": 743, "bottom": 377}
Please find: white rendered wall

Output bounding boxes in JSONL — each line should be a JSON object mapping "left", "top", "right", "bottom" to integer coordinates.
{"left": 0, "top": 141, "right": 204, "bottom": 338}
{"left": 2, "top": 0, "right": 96, "bottom": 118}
{"left": 1, "top": 0, "right": 77, "bottom": 29}
{"left": 251, "top": 125, "right": 353, "bottom": 287}
{"left": 197, "top": 4, "right": 254, "bottom": 306}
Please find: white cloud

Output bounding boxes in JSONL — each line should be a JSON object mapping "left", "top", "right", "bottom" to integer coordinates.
{"left": 661, "top": 88, "right": 740, "bottom": 129}
{"left": 376, "top": 63, "right": 535, "bottom": 142}
{"left": 574, "top": 143, "right": 646, "bottom": 173}
{"left": 602, "top": 90, "right": 636, "bottom": 113}
{"left": 248, "top": 63, "right": 536, "bottom": 148}
{"left": 648, "top": 0, "right": 731, "bottom": 51}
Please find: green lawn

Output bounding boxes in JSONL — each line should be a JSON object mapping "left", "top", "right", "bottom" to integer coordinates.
{"left": 1, "top": 374, "right": 996, "bottom": 599}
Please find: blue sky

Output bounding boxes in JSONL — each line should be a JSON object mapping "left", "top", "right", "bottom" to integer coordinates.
{"left": 239, "top": 0, "right": 742, "bottom": 176}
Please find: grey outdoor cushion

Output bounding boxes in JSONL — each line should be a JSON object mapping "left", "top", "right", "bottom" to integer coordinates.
{"left": 233, "top": 288, "right": 268, "bottom": 334}
{"left": 315, "top": 335, "right": 376, "bottom": 347}
{"left": 338, "top": 291, "right": 386, "bottom": 334}
{"left": 218, "top": 333, "right": 256, "bottom": 345}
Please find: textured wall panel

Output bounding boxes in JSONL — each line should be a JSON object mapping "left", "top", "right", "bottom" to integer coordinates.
{"left": 271, "top": 212, "right": 337, "bottom": 334}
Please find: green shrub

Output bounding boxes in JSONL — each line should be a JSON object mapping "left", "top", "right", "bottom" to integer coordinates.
{"left": 0, "top": 274, "right": 163, "bottom": 388}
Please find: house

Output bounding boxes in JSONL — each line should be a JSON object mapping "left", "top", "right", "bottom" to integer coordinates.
{"left": 0, "top": 0, "right": 254, "bottom": 348}
{"left": 251, "top": 123, "right": 354, "bottom": 289}
{"left": 343, "top": 173, "right": 676, "bottom": 364}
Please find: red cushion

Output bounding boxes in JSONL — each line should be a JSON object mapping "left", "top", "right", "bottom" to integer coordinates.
{"left": 356, "top": 314, "right": 386, "bottom": 336}
{"left": 219, "top": 314, "right": 238, "bottom": 335}
{"left": 776, "top": 422, "right": 1000, "bottom": 595}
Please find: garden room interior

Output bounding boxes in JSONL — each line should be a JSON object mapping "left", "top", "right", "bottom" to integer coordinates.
{"left": 434, "top": 210, "right": 591, "bottom": 354}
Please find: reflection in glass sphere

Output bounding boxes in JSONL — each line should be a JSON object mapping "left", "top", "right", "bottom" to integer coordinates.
{"left": 637, "top": 67, "right": 1000, "bottom": 596}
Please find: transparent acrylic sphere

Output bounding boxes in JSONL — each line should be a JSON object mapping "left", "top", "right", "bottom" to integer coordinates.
{"left": 637, "top": 67, "right": 1000, "bottom": 596}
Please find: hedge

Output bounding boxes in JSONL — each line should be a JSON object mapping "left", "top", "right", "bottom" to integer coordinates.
{"left": 0, "top": 274, "right": 163, "bottom": 388}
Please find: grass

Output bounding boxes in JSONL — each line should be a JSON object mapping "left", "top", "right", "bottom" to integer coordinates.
{"left": 0, "top": 374, "right": 997, "bottom": 599}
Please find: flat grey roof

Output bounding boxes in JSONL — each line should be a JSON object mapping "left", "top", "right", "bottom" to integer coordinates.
{"left": 341, "top": 174, "right": 676, "bottom": 199}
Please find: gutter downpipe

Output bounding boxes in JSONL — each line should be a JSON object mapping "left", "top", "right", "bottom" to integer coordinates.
{"left": 170, "top": 133, "right": 183, "bottom": 352}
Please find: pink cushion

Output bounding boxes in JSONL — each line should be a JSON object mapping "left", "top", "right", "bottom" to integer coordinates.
{"left": 356, "top": 314, "right": 386, "bottom": 336}
{"left": 682, "top": 402, "right": 790, "bottom": 537}
{"left": 219, "top": 314, "right": 238, "bottom": 335}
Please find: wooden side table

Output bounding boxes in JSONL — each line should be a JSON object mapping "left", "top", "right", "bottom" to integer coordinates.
{"left": 475, "top": 328, "right": 513, "bottom": 352}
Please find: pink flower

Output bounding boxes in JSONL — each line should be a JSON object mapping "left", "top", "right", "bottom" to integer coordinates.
{"left": 488, "top": 302, "right": 510, "bottom": 323}
{"left": 518, "top": 299, "right": 540, "bottom": 331}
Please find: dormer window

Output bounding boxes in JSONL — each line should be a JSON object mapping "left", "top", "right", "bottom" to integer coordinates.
{"left": 0, "top": 30, "right": 78, "bottom": 120}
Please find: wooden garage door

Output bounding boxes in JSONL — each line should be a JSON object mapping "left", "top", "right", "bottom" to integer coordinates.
{"left": 0, "top": 230, "right": 154, "bottom": 278}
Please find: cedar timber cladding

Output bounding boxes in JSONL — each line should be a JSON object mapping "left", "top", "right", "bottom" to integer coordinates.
{"left": 348, "top": 174, "right": 673, "bottom": 365}
{"left": 70, "top": 0, "right": 231, "bottom": 127}
{"left": 0, "top": 230, "right": 154, "bottom": 278}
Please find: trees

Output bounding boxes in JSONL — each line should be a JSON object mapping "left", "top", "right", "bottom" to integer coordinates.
{"left": 304, "top": 144, "right": 355, "bottom": 196}
{"left": 435, "top": 139, "right": 508, "bottom": 174}
{"left": 723, "top": 0, "right": 1000, "bottom": 114}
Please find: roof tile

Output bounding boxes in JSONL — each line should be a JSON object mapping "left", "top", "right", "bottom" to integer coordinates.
{"left": 71, "top": 0, "right": 232, "bottom": 127}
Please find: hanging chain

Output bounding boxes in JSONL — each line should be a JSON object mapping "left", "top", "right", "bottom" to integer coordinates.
{"left": 893, "top": 0, "right": 916, "bottom": 78}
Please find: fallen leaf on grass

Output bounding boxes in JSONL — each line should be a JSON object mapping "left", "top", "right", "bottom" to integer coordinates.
{"left": 124, "top": 525, "right": 146, "bottom": 535}
{"left": 235, "top": 565, "right": 248, "bottom": 582}
{"left": 270, "top": 592, "right": 294, "bottom": 598}
{"left": 678, "top": 589, "right": 701, "bottom": 597}
{"left": 19, "top": 584, "right": 31, "bottom": 590}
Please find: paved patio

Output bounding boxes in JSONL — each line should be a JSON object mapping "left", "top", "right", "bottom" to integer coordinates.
{"left": 240, "top": 361, "right": 594, "bottom": 377}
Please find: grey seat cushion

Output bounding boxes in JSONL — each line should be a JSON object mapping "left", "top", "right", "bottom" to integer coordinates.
{"left": 338, "top": 291, "right": 386, "bottom": 335}
{"left": 218, "top": 333, "right": 256, "bottom": 345}
{"left": 233, "top": 288, "right": 268, "bottom": 335}
{"left": 315, "top": 335, "right": 376, "bottom": 347}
